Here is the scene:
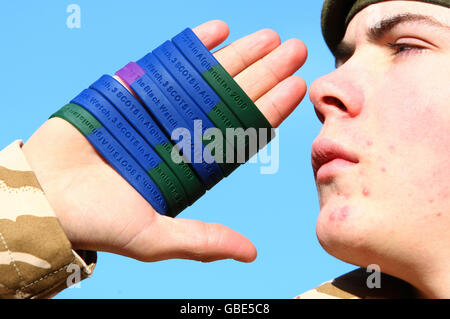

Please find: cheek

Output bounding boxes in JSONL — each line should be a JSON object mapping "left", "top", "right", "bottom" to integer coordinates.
{"left": 369, "top": 71, "right": 450, "bottom": 206}
{"left": 377, "top": 93, "right": 439, "bottom": 145}
{"left": 374, "top": 59, "right": 450, "bottom": 150}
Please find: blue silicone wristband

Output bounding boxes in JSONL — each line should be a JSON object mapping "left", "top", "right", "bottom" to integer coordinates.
{"left": 153, "top": 40, "right": 218, "bottom": 114}
{"left": 137, "top": 52, "right": 218, "bottom": 136}
{"left": 89, "top": 74, "right": 171, "bottom": 149}
{"left": 49, "top": 103, "right": 169, "bottom": 215}
{"left": 71, "top": 88, "right": 164, "bottom": 173}
{"left": 172, "top": 28, "right": 219, "bottom": 73}
{"left": 71, "top": 88, "right": 189, "bottom": 215}
{"left": 117, "top": 62, "right": 223, "bottom": 190}
{"left": 172, "top": 27, "right": 274, "bottom": 145}
{"left": 153, "top": 41, "right": 245, "bottom": 174}
{"left": 90, "top": 74, "right": 205, "bottom": 205}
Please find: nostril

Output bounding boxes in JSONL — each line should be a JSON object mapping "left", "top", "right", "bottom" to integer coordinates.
{"left": 314, "top": 107, "right": 325, "bottom": 124}
{"left": 323, "top": 96, "right": 348, "bottom": 112}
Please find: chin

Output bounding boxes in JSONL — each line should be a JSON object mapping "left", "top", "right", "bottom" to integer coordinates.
{"left": 315, "top": 200, "right": 379, "bottom": 268}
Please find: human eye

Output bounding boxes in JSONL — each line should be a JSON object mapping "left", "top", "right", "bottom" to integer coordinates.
{"left": 387, "top": 37, "right": 431, "bottom": 57}
{"left": 387, "top": 42, "right": 426, "bottom": 56}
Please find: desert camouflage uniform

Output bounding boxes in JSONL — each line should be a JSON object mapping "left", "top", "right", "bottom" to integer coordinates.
{"left": 0, "top": 140, "right": 96, "bottom": 299}
{"left": 295, "top": 267, "right": 415, "bottom": 299}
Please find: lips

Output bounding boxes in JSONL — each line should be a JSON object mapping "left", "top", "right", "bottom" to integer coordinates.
{"left": 311, "top": 138, "right": 359, "bottom": 181}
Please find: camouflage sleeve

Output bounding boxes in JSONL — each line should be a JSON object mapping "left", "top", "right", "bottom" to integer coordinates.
{"left": 0, "top": 139, "right": 96, "bottom": 299}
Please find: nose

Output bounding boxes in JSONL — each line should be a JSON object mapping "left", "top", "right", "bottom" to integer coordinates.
{"left": 309, "top": 68, "right": 364, "bottom": 123}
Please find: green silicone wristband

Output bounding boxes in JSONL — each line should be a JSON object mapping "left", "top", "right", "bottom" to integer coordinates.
{"left": 154, "top": 142, "right": 206, "bottom": 206}
{"left": 172, "top": 28, "right": 275, "bottom": 143}
{"left": 202, "top": 63, "right": 275, "bottom": 146}
{"left": 149, "top": 162, "right": 188, "bottom": 216}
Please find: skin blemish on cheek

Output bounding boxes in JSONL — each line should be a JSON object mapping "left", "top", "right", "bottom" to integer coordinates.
{"left": 436, "top": 212, "right": 442, "bottom": 217}
{"left": 429, "top": 199, "right": 434, "bottom": 204}
{"left": 362, "top": 188, "right": 370, "bottom": 197}
{"left": 380, "top": 167, "right": 386, "bottom": 173}
{"left": 366, "top": 140, "right": 373, "bottom": 146}
{"left": 388, "top": 145, "right": 396, "bottom": 152}
{"left": 329, "top": 206, "right": 350, "bottom": 222}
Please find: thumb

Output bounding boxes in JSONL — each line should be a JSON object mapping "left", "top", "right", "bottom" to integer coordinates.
{"left": 123, "top": 215, "right": 257, "bottom": 263}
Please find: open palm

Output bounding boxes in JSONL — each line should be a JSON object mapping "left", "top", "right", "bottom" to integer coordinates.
{"left": 22, "top": 20, "right": 307, "bottom": 263}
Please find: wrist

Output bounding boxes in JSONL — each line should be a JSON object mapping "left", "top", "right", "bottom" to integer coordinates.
{"left": 22, "top": 118, "right": 81, "bottom": 248}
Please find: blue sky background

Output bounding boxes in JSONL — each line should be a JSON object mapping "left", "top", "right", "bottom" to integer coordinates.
{"left": 0, "top": 0, "right": 357, "bottom": 298}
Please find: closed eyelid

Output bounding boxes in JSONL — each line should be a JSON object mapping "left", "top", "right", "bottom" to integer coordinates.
{"left": 392, "top": 37, "right": 437, "bottom": 48}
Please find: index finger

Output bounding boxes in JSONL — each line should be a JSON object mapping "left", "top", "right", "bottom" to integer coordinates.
{"left": 192, "top": 20, "right": 230, "bottom": 50}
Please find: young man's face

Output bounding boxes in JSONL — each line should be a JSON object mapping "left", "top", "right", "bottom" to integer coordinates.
{"left": 309, "top": 1, "right": 450, "bottom": 289}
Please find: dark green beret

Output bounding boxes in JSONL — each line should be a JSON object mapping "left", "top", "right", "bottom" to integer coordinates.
{"left": 321, "top": 0, "right": 450, "bottom": 55}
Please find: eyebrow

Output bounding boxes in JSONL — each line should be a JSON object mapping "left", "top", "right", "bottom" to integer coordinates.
{"left": 334, "top": 13, "right": 450, "bottom": 67}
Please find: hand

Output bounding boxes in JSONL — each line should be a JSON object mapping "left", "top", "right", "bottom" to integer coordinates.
{"left": 22, "top": 20, "right": 307, "bottom": 263}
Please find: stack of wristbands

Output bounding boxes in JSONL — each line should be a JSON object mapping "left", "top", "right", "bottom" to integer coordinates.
{"left": 50, "top": 28, "right": 275, "bottom": 217}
